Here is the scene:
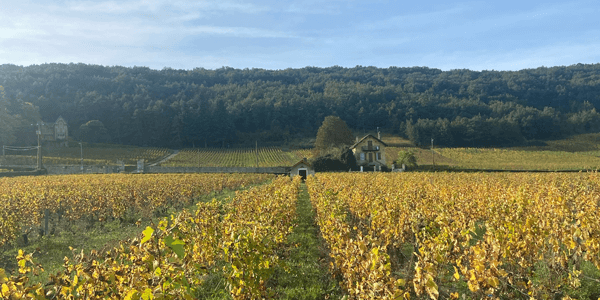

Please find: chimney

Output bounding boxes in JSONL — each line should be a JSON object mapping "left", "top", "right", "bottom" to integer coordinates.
{"left": 378, "top": 132, "right": 381, "bottom": 140}
{"left": 356, "top": 136, "right": 359, "bottom": 143}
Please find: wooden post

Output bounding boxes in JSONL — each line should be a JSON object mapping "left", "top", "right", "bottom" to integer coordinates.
{"left": 44, "top": 209, "right": 49, "bottom": 236}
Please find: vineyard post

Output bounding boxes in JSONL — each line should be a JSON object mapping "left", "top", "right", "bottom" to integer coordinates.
{"left": 256, "top": 141, "right": 259, "bottom": 168}
{"left": 44, "top": 209, "right": 49, "bottom": 236}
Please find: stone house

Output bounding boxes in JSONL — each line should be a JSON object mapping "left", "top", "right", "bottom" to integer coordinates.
{"left": 350, "top": 134, "right": 387, "bottom": 170}
{"left": 40, "top": 116, "right": 69, "bottom": 147}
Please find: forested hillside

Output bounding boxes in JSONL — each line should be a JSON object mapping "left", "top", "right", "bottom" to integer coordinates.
{"left": 1, "top": 63, "right": 600, "bottom": 148}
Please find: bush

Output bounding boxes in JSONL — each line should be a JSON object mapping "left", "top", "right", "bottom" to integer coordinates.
{"left": 395, "top": 150, "right": 417, "bottom": 170}
{"left": 310, "top": 147, "right": 357, "bottom": 172}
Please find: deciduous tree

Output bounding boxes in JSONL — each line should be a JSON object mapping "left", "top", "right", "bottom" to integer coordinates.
{"left": 0, "top": 86, "right": 17, "bottom": 146}
{"left": 314, "top": 116, "right": 354, "bottom": 154}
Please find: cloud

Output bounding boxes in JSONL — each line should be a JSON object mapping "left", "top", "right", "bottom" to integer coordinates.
{"left": 1, "top": 0, "right": 598, "bottom": 70}
{"left": 66, "top": 0, "right": 270, "bottom": 15}
{"left": 185, "top": 26, "right": 295, "bottom": 38}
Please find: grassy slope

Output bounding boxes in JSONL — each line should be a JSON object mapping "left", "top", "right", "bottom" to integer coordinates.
{"left": 385, "top": 133, "right": 600, "bottom": 171}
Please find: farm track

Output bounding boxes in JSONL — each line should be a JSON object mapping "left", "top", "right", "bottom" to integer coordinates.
{"left": 271, "top": 183, "right": 342, "bottom": 299}
{"left": 150, "top": 149, "right": 179, "bottom": 166}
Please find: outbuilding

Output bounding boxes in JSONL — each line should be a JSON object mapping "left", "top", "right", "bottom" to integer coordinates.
{"left": 290, "top": 158, "right": 315, "bottom": 180}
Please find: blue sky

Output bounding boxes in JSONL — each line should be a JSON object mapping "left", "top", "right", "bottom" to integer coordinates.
{"left": 1, "top": 0, "right": 599, "bottom": 71}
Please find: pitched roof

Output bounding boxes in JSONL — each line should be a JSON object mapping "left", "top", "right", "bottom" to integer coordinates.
{"left": 291, "top": 159, "right": 312, "bottom": 169}
{"left": 350, "top": 134, "right": 388, "bottom": 149}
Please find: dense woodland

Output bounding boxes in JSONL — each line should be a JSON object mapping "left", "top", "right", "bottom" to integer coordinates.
{"left": 1, "top": 63, "right": 600, "bottom": 148}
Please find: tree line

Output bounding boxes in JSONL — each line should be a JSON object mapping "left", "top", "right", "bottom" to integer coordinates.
{"left": 1, "top": 63, "right": 600, "bottom": 148}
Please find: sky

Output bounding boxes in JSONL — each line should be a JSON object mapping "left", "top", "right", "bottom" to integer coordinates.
{"left": 1, "top": 0, "right": 599, "bottom": 71}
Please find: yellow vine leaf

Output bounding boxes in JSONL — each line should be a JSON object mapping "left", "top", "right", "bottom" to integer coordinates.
{"left": 141, "top": 227, "right": 154, "bottom": 245}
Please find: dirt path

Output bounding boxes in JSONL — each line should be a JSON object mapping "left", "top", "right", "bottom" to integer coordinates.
{"left": 149, "top": 150, "right": 179, "bottom": 166}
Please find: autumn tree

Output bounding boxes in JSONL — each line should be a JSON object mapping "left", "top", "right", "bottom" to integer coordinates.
{"left": 314, "top": 115, "right": 354, "bottom": 155}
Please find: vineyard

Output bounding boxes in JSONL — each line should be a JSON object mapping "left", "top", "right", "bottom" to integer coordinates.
{"left": 0, "top": 174, "right": 298, "bottom": 299}
{"left": 161, "top": 147, "right": 307, "bottom": 167}
{"left": 436, "top": 148, "right": 600, "bottom": 170}
{"left": 0, "top": 147, "right": 172, "bottom": 166}
{"left": 307, "top": 172, "right": 600, "bottom": 299}
{"left": 2, "top": 172, "right": 600, "bottom": 299}
{"left": 0, "top": 173, "right": 272, "bottom": 249}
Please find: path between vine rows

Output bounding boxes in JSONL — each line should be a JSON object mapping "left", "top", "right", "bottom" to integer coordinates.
{"left": 270, "top": 183, "right": 342, "bottom": 299}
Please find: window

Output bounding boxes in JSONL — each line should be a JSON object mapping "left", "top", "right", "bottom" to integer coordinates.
{"left": 360, "top": 153, "right": 365, "bottom": 161}
{"left": 376, "top": 152, "right": 381, "bottom": 160}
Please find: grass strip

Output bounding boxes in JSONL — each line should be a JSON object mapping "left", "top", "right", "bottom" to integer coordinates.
{"left": 270, "top": 183, "right": 343, "bottom": 299}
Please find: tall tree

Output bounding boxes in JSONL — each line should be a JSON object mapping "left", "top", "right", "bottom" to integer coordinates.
{"left": 0, "top": 86, "right": 18, "bottom": 146}
{"left": 314, "top": 115, "right": 354, "bottom": 154}
{"left": 79, "top": 120, "right": 111, "bottom": 143}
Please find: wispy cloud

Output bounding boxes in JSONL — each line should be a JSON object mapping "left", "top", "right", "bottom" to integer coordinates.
{"left": 1, "top": 0, "right": 598, "bottom": 70}
{"left": 185, "top": 26, "right": 295, "bottom": 38}
{"left": 67, "top": 0, "right": 270, "bottom": 15}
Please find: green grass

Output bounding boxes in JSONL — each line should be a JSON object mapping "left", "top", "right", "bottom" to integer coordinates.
{"left": 269, "top": 183, "right": 343, "bottom": 299}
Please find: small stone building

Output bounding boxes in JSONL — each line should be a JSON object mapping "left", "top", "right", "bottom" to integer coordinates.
{"left": 290, "top": 158, "right": 315, "bottom": 180}
{"left": 40, "top": 116, "right": 69, "bottom": 147}
{"left": 350, "top": 134, "right": 387, "bottom": 170}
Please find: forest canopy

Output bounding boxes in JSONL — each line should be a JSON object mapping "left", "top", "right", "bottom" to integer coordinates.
{"left": 1, "top": 63, "right": 600, "bottom": 148}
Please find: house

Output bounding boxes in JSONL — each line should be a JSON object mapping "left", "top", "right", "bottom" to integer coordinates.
{"left": 290, "top": 158, "right": 314, "bottom": 180}
{"left": 350, "top": 134, "right": 387, "bottom": 170}
{"left": 40, "top": 116, "right": 69, "bottom": 147}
